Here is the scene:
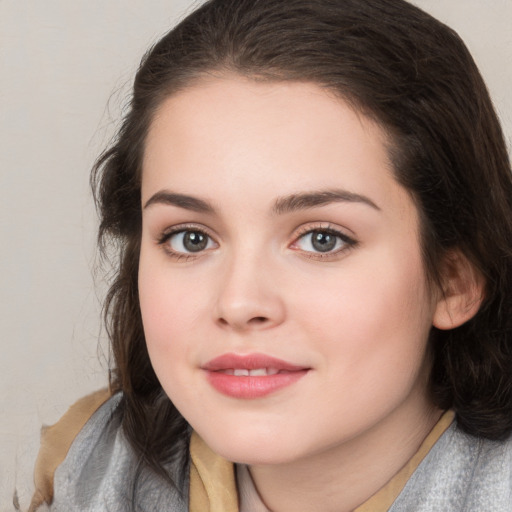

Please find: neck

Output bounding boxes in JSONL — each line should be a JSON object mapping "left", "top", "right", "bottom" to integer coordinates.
{"left": 248, "top": 393, "right": 442, "bottom": 512}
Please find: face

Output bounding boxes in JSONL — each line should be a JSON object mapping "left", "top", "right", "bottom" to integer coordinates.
{"left": 139, "top": 77, "right": 439, "bottom": 466}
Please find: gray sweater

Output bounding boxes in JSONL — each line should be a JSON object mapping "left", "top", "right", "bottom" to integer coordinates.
{"left": 50, "top": 394, "right": 512, "bottom": 511}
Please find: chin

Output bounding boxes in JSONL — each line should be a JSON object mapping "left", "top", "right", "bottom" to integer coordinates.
{"left": 200, "top": 428, "right": 304, "bottom": 466}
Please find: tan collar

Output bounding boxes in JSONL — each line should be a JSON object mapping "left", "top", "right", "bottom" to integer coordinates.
{"left": 189, "top": 432, "right": 239, "bottom": 512}
{"left": 189, "top": 410, "right": 455, "bottom": 512}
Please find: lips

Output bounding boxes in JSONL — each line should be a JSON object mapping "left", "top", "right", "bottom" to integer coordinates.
{"left": 202, "top": 353, "right": 309, "bottom": 399}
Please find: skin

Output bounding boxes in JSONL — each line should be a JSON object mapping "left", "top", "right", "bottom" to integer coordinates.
{"left": 138, "top": 77, "right": 446, "bottom": 511}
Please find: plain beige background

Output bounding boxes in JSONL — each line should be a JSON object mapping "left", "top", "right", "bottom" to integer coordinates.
{"left": 0, "top": 1, "right": 511, "bottom": 510}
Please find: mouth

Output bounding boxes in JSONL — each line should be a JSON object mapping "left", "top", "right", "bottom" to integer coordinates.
{"left": 202, "top": 353, "right": 310, "bottom": 399}
{"left": 221, "top": 368, "right": 281, "bottom": 376}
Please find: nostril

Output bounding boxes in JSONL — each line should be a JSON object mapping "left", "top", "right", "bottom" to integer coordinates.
{"left": 216, "top": 315, "right": 270, "bottom": 329}
{"left": 216, "top": 316, "right": 268, "bottom": 328}
{"left": 250, "top": 316, "right": 268, "bottom": 324}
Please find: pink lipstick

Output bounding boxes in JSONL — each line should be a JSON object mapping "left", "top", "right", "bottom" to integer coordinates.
{"left": 202, "top": 353, "right": 309, "bottom": 399}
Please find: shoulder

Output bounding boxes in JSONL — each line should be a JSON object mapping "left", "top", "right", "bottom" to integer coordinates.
{"left": 30, "top": 390, "right": 188, "bottom": 512}
{"left": 390, "top": 423, "right": 512, "bottom": 512}
{"left": 29, "top": 388, "right": 112, "bottom": 511}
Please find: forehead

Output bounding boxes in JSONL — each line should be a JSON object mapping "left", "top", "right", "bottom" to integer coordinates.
{"left": 142, "top": 77, "right": 411, "bottom": 220}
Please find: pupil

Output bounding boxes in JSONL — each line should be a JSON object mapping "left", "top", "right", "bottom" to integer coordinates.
{"left": 183, "top": 231, "right": 207, "bottom": 252}
{"left": 312, "top": 231, "right": 336, "bottom": 252}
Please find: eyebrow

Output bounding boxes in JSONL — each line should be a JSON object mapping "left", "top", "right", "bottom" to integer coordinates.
{"left": 143, "top": 188, "right": 380, "bottom": 214}
{"left": 272, "top": 189, "right": 380, "bottom": 214}
{"left": 144, "top": 191, "right": 215, "bottom": 213}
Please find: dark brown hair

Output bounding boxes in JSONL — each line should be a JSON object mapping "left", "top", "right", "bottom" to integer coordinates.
{"left": 92, "top": 0, "right": 512, "bottom": 482}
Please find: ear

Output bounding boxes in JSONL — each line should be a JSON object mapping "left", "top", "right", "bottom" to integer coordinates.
{"left": 432, "top": 250, "right": 485, "bottom": 330}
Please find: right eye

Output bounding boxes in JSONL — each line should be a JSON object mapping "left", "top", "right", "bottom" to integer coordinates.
{"left": 162, "top": 229, "right": 216, "bottom": 254}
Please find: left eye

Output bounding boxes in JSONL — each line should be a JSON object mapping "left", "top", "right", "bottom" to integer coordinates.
{"left": 294, "top": 230, "right": 350, "bottom": 253}
{"left": 167, "top": 230, "right": 215, "bottom": 253}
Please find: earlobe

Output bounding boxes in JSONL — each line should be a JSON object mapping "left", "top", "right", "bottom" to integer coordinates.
{"left": 432, "top": 251, "right": 485, "bottom": 330}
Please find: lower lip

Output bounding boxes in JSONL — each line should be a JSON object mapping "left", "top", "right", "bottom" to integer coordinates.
{"left": 205, "top": 370, "right": 308, "bottom": 399}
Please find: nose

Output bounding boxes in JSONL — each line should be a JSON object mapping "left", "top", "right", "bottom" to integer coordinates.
{"left": 214, "top": 252, "right": 286, "bottom": 332}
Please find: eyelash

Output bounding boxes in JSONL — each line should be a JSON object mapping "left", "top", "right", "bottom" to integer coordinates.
{"left": 156, "top": 223, "right": 357, "bottom": 261}
{"left": 157, "top": 224, "right": 217, "bottom": 261}
{"left": 290, "top": 223, "right": 357, "bottom": 260}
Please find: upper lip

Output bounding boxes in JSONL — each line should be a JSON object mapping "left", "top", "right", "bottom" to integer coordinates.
{"left": 202, "top": 352, "right": 308, "bottom": 371}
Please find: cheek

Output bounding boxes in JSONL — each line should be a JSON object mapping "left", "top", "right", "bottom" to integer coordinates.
{"left": 139, "top": 283, "right": 192, "bottom": 409}
{"left": 139, "top": 256, "right": 189, "bottom": 361}
{"left": 138, "top": 252, "right": 217, "bottom": 389}
{"left": 291, "top": 246, "right": 433, "bottom": 370}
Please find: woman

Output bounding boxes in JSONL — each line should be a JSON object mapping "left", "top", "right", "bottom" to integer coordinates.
{"left": 31, "top": 0, "right": 512, "bottom": 510}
